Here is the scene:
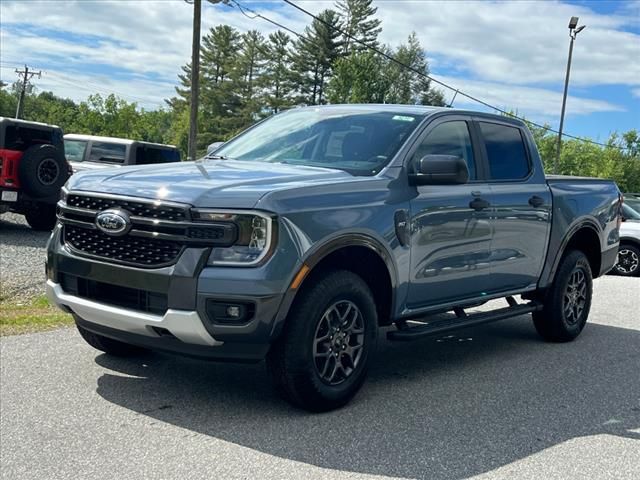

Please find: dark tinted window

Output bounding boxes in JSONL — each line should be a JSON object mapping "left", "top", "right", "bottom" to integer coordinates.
{"left": 479, "top": 122, "right": 530, "bottom": 180}
{"left": 3, "top": 126, "right": 58, "bottom": 151}
{"left": 135, "top": 146, "right": 180, "bottom": 165}
{"left": 88, "top": 142, "right": 126, "bottom": 164}
{"left": 412, "top": 121, "right": 476, "bottom": 180}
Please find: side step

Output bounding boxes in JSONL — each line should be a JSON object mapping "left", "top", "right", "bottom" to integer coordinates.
{"left": 387, "top": 298, "right": 542, "bottom": 342}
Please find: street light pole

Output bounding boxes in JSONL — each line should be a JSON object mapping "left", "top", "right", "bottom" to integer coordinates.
{"left": 555, "top": 17, "right": 586, "bottom": 174}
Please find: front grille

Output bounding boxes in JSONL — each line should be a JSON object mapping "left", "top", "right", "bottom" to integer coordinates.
{"left": 59, "top": 193, "right": 237, "bottom": 268}
{"left": 67, "top": 194, "right": 188, "bottom": 221}
{"left": 60, "top": 273, "right": 168, "bottom": 315}
{"left": 64, "top": 225, "right": 183, "bottom": 267}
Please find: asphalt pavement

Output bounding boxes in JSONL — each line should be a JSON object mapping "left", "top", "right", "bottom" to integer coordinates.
{"left": 1, "top": 276, "right": 639, "bottom": 480}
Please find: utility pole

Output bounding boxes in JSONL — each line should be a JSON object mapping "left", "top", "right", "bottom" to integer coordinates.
{"left": 15, "top": 65, "right": 41, "bottom": 119}
{"left": 188, "top": 0, "right": 202, "bottom": 162}
{"left": 555, "top": 17, "right": 586, "bottom": 174}
{"left": 186, "top": 0, "right": 227, "bottom": 161}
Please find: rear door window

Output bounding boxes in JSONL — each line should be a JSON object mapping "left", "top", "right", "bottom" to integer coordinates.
{"left": 88, "top": 142, "right": 126, "bottom": 164}
{"left": 135, "top": 146, "right": 180, "bottom": 165}
{"left": 479, "top": 122, "right": 530, "bottom": 180}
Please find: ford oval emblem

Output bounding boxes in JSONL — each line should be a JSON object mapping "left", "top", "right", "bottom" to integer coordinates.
{"left": 95, "top": 209, "right": 131, "bottom": 236}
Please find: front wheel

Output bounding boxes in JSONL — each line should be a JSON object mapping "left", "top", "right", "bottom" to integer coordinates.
{"left": 266, "top": 270, "right": 378, "bottom": 412}
{"left": 533, "top": 249, "right": 593, "bottom": 342}
{"left": 613, "top": 243, "right": 640, "bottom": 277}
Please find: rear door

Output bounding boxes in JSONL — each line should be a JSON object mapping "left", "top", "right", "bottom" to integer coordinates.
{"left": 476, "top": 119, "right": 552, "bottom": 293}
{"left": 407, "top": 115, "right": 493, "bottom": 308}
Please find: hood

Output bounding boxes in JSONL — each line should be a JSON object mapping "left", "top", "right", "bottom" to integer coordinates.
{"left": 67, "top": 160, "right": 355, "bottom": 208}
{"left": 70, "top": 161, "right": 118, "bottom": 173}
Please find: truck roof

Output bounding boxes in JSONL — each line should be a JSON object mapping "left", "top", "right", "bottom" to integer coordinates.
{"left": 291, "top": 104, "right": 528, "bottom": 128}
{"left": 63, "top": 133, "right": 177, "bottom": 149}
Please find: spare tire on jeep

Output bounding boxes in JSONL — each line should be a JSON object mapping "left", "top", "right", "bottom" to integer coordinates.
{"left": 18, "top": 144, "right": 69, "bottom": 198}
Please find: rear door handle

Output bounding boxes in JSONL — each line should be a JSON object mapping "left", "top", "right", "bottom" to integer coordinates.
{"left": 469, "top": 198, "right": 490, "bottom": 211}
{"left": 529, "top": 195, "right": 545, "bottom": 208}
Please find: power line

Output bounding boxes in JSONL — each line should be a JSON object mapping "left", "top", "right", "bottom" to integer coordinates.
{"left": 237, "top": 0, "right": 629, "bottom": 152}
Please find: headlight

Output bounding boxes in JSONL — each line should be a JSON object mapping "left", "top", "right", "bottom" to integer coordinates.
{"left": 59, "top": 185, "right": 68, "bottom": 203}
{"left": 192, "top": 209, "right": 275, "bottom": 266}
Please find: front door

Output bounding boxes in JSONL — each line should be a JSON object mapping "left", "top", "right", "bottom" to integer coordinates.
{"left": 407, "top": 118, "right": 492, "bottom": 309}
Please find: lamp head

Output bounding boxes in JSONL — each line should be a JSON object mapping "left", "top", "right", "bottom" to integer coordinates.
{"left": 569, "top": 16, "right": 579, "bottom": 29}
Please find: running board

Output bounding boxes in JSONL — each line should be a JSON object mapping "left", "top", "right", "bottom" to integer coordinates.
{"left": 387, "top": 299, "right": 542, "bottom": 342}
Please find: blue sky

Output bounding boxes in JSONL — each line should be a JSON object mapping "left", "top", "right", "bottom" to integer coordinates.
{"left": 1, "top": 0, "right": 638, "bottom": 141}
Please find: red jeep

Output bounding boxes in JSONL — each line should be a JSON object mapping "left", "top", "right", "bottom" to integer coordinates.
{"left": 0, "top": 117, "right": 71, "bottom": 231}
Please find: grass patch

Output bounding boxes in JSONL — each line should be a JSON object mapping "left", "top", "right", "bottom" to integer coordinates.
{"left": 0, "top": 295, "right": 73, "bottom": 336}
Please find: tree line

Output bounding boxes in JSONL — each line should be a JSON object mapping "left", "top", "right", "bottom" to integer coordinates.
{"left": 0, "top": 0, "right": 638, "bottom": 191}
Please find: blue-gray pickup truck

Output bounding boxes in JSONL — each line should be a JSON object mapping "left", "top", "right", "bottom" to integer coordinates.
{"left": 47, "top": 105, "right": 622, "bottom": 411}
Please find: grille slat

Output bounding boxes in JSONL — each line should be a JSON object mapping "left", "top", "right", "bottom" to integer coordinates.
{"left": 67, "top": 194, "right": 188, "bottom": 221}
{"left": 64, "top": 225, "right": 183, "bottom": 268}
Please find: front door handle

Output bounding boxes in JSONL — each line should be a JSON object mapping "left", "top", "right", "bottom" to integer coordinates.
{"left": 529, "top": 195, "right": 545, "bottom": 208}
{"left": 469, "top": 198, "right": 490, "bottom": 211}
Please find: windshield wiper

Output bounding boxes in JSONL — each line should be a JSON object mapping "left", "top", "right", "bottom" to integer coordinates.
{"left": 204, "top": 154, "right": 229, "bottom": 160}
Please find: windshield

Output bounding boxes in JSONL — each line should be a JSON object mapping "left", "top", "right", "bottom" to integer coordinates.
{"left": 214, "top": 108, "right": 426, "bottom": 175}
{"left": 64, "top": 139, "right": 88, "bottom": 162}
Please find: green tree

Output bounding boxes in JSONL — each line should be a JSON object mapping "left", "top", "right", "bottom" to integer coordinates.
{"left": 291, "top": 9, "right": 343, "bottom": 105}
{"left": 335, "top": 0, "right": 382, "bottom": 54}
{"left": 261, "top": 30, "right": 296, "bottom": 114}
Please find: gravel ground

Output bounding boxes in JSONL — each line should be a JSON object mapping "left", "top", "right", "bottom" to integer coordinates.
{"left": 1, "top": 276, "right": 639, "bottom": 480}
{"left": 0, "top": 212, "right": 50, "bottom": 302}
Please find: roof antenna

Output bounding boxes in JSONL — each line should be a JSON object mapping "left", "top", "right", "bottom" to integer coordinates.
{"left": 447, "top": 89, "right": 459, "bottom": 108}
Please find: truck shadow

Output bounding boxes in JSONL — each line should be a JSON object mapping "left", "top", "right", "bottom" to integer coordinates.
{"left": 94, "top": 318, "right": 640, "bottom": 479}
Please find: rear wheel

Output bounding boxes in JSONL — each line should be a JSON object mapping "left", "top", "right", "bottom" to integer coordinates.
{"left": 613, "top": 243, "right": 640, "bottom": 277}
{"left": 24, "top": 203, "right": 57, "bottom": 231}
{"left": 533, "top": 250, "right": 593, "bottom": 342}
{"left": 76, "top": 324, "right": 146, "bottom": 357}
{"left": 266, "top": 270, "right": 378, "bottom": 412}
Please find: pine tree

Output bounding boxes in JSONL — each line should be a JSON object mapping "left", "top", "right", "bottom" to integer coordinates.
{"left": 291, "top": 9, "right": 343, "bottom": 105}
{"left": 262, "top": 30, "right": 295, "bottom": 114}
{"left": 199, "top": 25, "right": 242, "bottom": 145}
{"left": 236, "top": 30, "right": 266, "bottom": 121}
{"left": 335, "top": 0, "right": 381, "bottom": 54}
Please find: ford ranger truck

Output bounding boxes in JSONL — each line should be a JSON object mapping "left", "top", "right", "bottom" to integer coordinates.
{"left": 46, "top": 105, "right": 622, "bottom": 412}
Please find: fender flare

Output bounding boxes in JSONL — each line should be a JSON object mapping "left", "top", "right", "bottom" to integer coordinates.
{"left": 270, "top": 232, "right": 398, "bottom": 339}
{"left": 539, "top": 218, "right": 602, "bottom": 289}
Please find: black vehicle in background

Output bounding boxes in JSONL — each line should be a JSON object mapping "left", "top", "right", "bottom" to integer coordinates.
{"left": 0, "top": 117, "right": 71, "bottom": 231}
{"left": 64, "top": 134, "right": 180, "bottom": 173}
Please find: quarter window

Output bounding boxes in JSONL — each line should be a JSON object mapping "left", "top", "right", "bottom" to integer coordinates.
{"left": 88, "top": 142, "right": 126, "bottom": 164}
{"left": 412, "top": 121, "right": 476, "bottom": 180}
{"left": 479, "top": 122, "right": 530, "bottom": 180}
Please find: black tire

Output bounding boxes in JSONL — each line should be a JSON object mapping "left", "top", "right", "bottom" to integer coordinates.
{"left": 18, "top": 144, "right": 68, "bottom": 198}
{"left": 266, "top": 270, "right": 378, "bottom": 412}
{"left": 76, "top": 324, "right": 146, "bottom": 357}
{"left": 532, "top": 250, "right": 593, "bottom": 342}
{"left": 613, "top": 243, "right": 640, "bottom": 277}
{"left": 24, "top": 203, "right": 57, "bottom": 231}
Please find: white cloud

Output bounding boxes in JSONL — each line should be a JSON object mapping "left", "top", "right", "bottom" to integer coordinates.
{"left": 0, "top": 0, "right": 636, "bottom": 122}
{"left": 632, "top": 88, "right": 640, "bottom": 98}
{"left": 434, "top": 75, "right": 625, "bottom": 119}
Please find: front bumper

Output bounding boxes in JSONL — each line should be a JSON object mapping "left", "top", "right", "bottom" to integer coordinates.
{"left": 46, "top": 223, "right": 300, "bottom": 361}
{"left": 47, "top": 280, "right": 220, "bottom": 346}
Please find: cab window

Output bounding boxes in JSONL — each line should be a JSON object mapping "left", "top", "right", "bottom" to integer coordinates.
{"left": 411, "top": 121, "right": 476, "bottom": 180}
{"left": 479, "top": 122, "right": 530, "bottom": 180}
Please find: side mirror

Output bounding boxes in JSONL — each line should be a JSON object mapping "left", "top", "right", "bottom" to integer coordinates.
{"left": 409, "top": 154, "right": 469, "bottom": 186}
{"left": 207, "top": 141, "right": 225, "bottom": 154}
